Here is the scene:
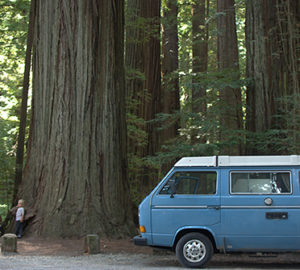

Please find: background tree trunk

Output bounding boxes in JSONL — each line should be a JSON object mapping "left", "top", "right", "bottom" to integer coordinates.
{"left": 245, "top": 0, "right": 300, "bottom": 154}
{"left": 18, "top": 0, "right": 135, "bottom": 237}
{"left": 141, "top": 0, "right": 162, "bottom": 190}
{"left": 161, "top": 0, "right": 180, "bottom": 171}
{"left": 125, "top": 0, "right": 162, "bottom": 198}
{"left": 245, "top": 0, "right": 275, "bottom": 143}
{"left": 191, "top": 0, "right": 209, "bottom": 144}
{"left": 217, "top": 0, "right": 242, "bottom": 155}
{"left": 162, "top": 0, "right": 179, "bottom": 142}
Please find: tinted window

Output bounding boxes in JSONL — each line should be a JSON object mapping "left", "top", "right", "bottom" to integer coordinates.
{"left": 160, "top": 171, "right": 217, "bottom": 195}
{"left": 231, "top": 172, "right": 291, "bottom": 194}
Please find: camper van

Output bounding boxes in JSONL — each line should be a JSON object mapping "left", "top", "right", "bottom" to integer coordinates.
{"left": 134, "top": 155, "right": 300, "bottom": 268}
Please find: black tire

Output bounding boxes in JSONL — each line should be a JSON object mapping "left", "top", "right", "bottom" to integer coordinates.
{"left": 175, "top": 232, "right": 213, "bottom": 268}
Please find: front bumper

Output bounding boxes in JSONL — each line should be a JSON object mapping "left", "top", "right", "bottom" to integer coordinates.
{"left": 133, "top": 235, "right": 148, "bottom": 246}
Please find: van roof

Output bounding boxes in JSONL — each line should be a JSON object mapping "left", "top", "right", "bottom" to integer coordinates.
{"left": 174, "top": 155, "right": 300, "bottom": 167}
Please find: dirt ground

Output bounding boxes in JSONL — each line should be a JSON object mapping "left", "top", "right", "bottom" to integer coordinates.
{"left": 13, "top": 236, "right": 153, "bottom": 256}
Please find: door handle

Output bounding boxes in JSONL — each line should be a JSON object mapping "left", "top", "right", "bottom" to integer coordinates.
{"left": 207, "top": 205, "right": 220, "bottom": 210}
{"left": 266, "top": 212, "right": 288, "bottom": 219}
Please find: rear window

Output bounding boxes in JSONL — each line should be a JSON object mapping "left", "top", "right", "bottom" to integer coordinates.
{"left": 231, "top": 171, "right": 291, "bottom": 194}
{"left": 160, "top": 171, "right": 217, "bottom": 195}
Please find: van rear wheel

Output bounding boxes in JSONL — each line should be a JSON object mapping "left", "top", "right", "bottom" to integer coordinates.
{"left": 176, "top": 232, "right": 213, "bottom": 268}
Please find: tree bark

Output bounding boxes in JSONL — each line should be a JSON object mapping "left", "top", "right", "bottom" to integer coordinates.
{"left": 217, "top": 0, "right": 242, "bottom": 155}
{"left": 18, "top": 0, "right": 135, "bottom": 237}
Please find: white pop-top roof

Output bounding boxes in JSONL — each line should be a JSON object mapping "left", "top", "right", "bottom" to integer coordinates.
{"left": 174, "top": 155, "right": 300, "bottom": 167}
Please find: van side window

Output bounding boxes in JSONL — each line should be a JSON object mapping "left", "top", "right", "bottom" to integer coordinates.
{"left": 160, "top": 171, "right": 217, "bottom": 195}
{"left": 231, "top": 172, "right": 291, "bottom": 194}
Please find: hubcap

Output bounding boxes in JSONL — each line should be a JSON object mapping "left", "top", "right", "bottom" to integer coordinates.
{"left": 183, "top": 239, "right": 206, "bottom": 263}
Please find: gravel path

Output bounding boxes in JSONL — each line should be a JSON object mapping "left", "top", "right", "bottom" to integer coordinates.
{"left": 2, "top": 252, "right": 300, "bottom": 270}
{"left": 0, "top": 253, "right": 181, "bottom": 270}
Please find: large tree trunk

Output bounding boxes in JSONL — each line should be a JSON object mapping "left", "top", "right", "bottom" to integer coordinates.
{"left": 18, "top": 0, "right": 135, "bottom": 237}
{"left": 217, "top": 0, "right": 242, "bottom": 155}
{"left": 245, "top": 0, "right": 300, "bottom": 154}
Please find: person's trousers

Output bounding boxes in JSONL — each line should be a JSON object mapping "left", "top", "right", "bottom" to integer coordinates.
{"left": 15, "top": 220, "right": 23, "bottom": 237}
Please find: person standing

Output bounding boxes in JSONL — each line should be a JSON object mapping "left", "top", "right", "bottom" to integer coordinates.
{"left": 15, "top": 199, "right": 25, "bottom": 238}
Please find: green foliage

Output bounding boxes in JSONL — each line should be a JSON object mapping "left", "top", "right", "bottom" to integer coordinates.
{"left": 125, "top": 5, "right": 160, "bottom": 44}
{"left": 0, "top": 204, "right": 9, "bottom": 221}
{"left": 246, "top": 94, "right": 300, "bottom": 154}
{"left": 0, "top": 0, "right": 30, "bottom": 214}
{"left": 0, "top": 117, "right": 16, "bottom": 215}
{"left": 125, "top": 68, "right": 150, "bottom": 204}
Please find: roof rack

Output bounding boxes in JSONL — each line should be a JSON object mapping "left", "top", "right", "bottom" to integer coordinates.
{"left": 174, "top": 155, "right": 300, "bottom": 167}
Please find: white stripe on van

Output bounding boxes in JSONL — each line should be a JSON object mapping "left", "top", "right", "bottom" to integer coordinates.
{"left": 152, "top": 206, "right": 208, "bottom": 209}
{"left": 152, "top": 205, "right": 300, "bottom": 209}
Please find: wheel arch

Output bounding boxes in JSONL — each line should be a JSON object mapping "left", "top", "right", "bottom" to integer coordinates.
{"left": 172, "top": 228, "right": 217, "bottom": 252}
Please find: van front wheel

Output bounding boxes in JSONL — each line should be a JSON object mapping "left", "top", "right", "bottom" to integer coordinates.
{"left": 176, "top": 232, "right": 213, "bottom": 268}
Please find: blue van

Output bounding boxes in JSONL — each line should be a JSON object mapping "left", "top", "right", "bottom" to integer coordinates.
{"left": 134, "top": 155, "right": 300, "bottom": 268}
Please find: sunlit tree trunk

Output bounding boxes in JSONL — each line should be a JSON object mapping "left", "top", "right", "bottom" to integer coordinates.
{"left": 18, "top": 0, "right": 135, "bottom": 237}
{"left": 13, "top": 0, "right": 36, "bottom": 205}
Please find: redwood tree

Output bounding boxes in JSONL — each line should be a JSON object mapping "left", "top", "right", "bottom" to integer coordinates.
{"left": 161, "top": 0, "right": 180, "bottom": 143}
{"left": 18, "top": 0, "right": 135, "bottom": 237}
{"left": 217, "top": 0, "right": 242, "bottom": 154}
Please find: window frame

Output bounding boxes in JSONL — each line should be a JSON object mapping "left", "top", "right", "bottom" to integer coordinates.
{"left": 158, "top": 170, "right": 218, "bottom": 196}
{"left": 230, "top": 170, "right": 293, "bottom": 195}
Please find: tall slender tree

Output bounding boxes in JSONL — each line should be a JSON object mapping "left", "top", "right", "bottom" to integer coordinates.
{"left": 161, "top": 0, "right": 180, "bottom": 148}
{"left": 14, "top": 0, "right": 36, "bottom": 205}
{"left": 191, "top": 0, "right": 209, "bottom": 143}
{"left": 217, "top": 0, "right": 242, "bottom": 154}
{"left": 18, "top": 0, "right": 135, "bottom": 237}
{"left": 141, "top": 0, "right": 162, "bottom": 186}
